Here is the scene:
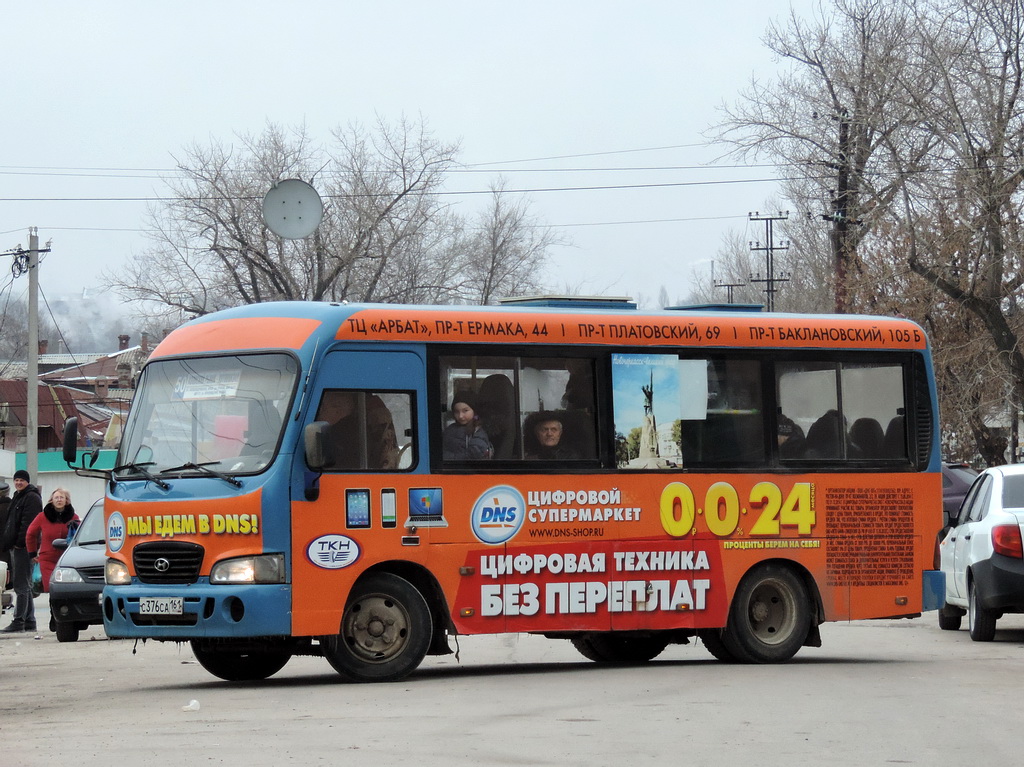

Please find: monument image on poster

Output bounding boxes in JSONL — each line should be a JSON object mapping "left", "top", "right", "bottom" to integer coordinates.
{"left": 612, "top": 353, "right": 685, "bottom": 469}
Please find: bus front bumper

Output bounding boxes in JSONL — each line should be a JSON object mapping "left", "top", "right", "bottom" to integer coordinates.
{"left": 103, "top": 581, "right": 292, "bottom": 639}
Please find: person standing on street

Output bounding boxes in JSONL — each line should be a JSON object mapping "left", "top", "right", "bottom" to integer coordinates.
{"left": 0, "top": 481, "right": 11, "bottom": 591}
{"left": 26, "top": 487, "right": 79, "bottom": 594}
{"left": 1, "top": 470, "right": 43, "bottom": 633}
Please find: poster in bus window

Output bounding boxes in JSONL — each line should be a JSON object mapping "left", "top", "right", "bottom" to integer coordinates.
{"left": 612, "top": 354, "right": 685, "bottom": 469}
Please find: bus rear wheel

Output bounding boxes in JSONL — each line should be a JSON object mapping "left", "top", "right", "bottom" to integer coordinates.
{"left": 570, "top": 633, "right": 669, "bottom": 663}
{"left": 722, "top": 563, "right": 811, "bottom": 663}
{"left": 323, "top": 572, "right": 432, "bottom": 682}
{"left": 190, "top": 641, "right": 292, "bottom": 681}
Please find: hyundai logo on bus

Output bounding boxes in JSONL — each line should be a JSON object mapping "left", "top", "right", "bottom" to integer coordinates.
{"left": 471, "top": 486, "right": 526, "bottom": 545}
{"left": 107, "top": 511, "right": 126, "bottom": 553}
{"left": 306, "top": 534, "right": 361, "bottom": 569}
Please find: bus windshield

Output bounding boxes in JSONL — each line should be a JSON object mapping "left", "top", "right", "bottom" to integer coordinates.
{"left": 117, "top": 353, "right": 298, "bottom": 478}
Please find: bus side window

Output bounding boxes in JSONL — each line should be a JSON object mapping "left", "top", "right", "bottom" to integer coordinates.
{"left": 316, "top": 390, "right": 407, "bottom": 471}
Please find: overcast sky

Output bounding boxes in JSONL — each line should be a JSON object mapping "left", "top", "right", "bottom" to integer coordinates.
{"left": 2, "top": 1, "right": 819, "bottom": 325}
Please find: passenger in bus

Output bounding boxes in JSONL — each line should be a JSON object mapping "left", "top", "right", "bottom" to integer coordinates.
{"left": 442, "top": 392, "right": 493, "bottom": 460}
{"left": 777, "top": 414, "right": 806, "bottom": 458}
{"left": 317, "top": 390, "right": 399, "bottom": 470}
{"left": 525, "top": 411, "right": 579, "bottom": 460}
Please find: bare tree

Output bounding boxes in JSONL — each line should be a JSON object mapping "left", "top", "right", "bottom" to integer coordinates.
{"left": 110, "top": 119, "right": 559, "bottom": 325}
{"left": 459, "top": 180, "right": 560, "bottom": 305}
{"left": 714, "top": 0, "right": 924, "bottom": 311}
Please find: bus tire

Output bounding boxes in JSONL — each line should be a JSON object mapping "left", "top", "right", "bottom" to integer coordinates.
{"left": 323, "top": 572, "right": 432, "bottom": 682}
{"left": 190, "top": 641, "right": 292, "bottom": 681}
{"left": 938, "top": 603, "right": 963, "bottom": 631}
{"left": 722, "top": 563, "right": 811, "bottom": 664}
{"left": 968, "top": 581, "right": 997, "bottom": 642}
{"left": 698, "top": 629, "right": 739, "bottom": 662}
{"left": 570, "top": 633, "right": 669, "bottom": 663}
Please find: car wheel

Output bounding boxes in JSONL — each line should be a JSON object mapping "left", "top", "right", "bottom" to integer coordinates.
{"left": 55, "top": 621, "right": 80, "bottom": 643}
{"left": 968, "top": 581, "right": 997, "bottom": 642}
{"left": 721, "top": 563, "right": 811, "bottom": 663}
{"left": 322, "top": 572, "right": 432, "bottom": 683}
{"left": 570, "top": 633, "right": 669, "bottom": 663}
{"left": 938, "top": 603, "right": 963, "bottom": 631}
{"left": 190, "top": 641, "right": 292, "bottom": 681}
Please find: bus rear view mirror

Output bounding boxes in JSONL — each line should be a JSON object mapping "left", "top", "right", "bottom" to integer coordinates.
{"left": 305, "top": 421, "right": 331, "bottom": 470}
{"left": 63, "top": 417, "right": 79, "bottom": 464}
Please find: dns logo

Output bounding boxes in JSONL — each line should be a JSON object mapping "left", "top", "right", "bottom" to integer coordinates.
{"left": 471, "top": 485, "right": 525, "bottom": 545}
{"left": 107, "top": 511, "right": 126, "bottom": 553}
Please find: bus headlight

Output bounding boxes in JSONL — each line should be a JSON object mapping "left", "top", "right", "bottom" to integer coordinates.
{"left": 105, "top": 559, "right": 131, "bottom": 585}
{"left": 210, "top": 554, "right": 285, "bottom": 584}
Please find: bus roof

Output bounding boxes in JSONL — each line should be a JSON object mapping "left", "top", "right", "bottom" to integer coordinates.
{"left": 150, "top": 301, "right": 930, "bottom": 359}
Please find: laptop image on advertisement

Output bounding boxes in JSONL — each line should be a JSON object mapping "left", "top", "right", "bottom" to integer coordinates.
{"left": 405, "top": 487, "right": 447, "bottom": 528}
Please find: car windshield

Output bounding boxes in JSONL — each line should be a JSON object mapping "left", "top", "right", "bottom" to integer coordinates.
{"left": 117, "top": 353, "right": 298, "bottom": 478}
{"left": 75, "top": 500, "right": 106, "bottom": 543}
{"left": 1003, "top": 475, "right": 1024, "bottom": 509}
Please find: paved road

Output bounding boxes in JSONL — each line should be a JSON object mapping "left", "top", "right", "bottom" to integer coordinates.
{"left": 2, "top": 595, "right": 1020, "bottom": 766}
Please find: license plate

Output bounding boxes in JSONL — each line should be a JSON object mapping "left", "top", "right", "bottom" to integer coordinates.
{"left": 139, "top": 597, "right": 183, "bottom": 616}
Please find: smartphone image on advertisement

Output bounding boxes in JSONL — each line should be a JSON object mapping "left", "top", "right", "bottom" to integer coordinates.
{"left": 381, "top": 488, "right": 397, "bottom": 528}
{"left": 346, "top": 488, "right": 371, "bottom": 528}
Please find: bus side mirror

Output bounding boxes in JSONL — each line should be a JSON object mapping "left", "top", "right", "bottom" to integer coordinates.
{"left": 63, "top": 417, "right": 79, "bottom": 465}
{"left": 304, "top": 421, "right": 331, "bottom": 471}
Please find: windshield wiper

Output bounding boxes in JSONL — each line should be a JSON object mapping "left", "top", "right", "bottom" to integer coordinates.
{"left": 112, "top": 461, "right": 170, "bottom": 490}
{"left": 76, "top": 539, "right": 107, "bottom": 546}
{"left": 159, "top": 461, "right": 242, "bottom": 488}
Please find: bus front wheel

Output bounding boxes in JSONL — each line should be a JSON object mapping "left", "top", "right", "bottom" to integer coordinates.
{"left": 323, "top": 572, "right": 432, "bottom": 682}
{"left": 722, "top": 563, "right": 811, "bottom": 663}
{"left": 190, "top": 641, "right": 292, "bottom": 681}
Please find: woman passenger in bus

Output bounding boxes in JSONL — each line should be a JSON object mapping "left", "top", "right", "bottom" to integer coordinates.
{"left": 442, "top": 392, "right": 493, "bottom": 460}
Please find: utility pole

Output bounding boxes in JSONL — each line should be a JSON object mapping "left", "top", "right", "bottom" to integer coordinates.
{"left": 748, "top": 211, "right": 791, "bottom": 312}
{"left": 3, "top": 228, "right": 50, "bottom": 481}
{"left": 27, "top": 229, "right": 39, "bottom": 482}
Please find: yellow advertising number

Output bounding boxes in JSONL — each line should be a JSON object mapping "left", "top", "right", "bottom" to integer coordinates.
{"left": 660, "top": 480, "right": 815, "bottom": 538}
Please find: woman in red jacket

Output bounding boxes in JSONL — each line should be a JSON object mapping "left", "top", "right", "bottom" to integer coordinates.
{"left": 26, "top": 487, "right": 79, "bottom": 592}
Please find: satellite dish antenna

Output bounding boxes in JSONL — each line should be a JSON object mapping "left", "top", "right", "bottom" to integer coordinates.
{"left": 262, "top": 179, "right": 324, "bottom": 239}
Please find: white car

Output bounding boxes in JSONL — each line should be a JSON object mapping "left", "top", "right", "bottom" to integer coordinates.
{"left": 938, "top": 464, "right": 1024, "bottom": 640}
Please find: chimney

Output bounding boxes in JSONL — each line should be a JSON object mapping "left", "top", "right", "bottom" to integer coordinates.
{"left": 141, "top": 332, "right": 150, "bottom": 354}
{"left": 96, "top": 378, "right": 109, "bottom": 399}
{"left": 118, "top": 334, "right": 130, "bottom": 351}
{"left": 38, "top": 339, "right": 48, "bottom": 355}
{"left": 117, "top": 362, "right": 131, "bottom": 389}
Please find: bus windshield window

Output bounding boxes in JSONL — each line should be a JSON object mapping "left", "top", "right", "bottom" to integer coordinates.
{"left": 118, "top": 353, "right": 298, "bottom": 476}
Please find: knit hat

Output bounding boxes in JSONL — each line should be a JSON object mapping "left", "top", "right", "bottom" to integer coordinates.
{"left": 451, "top": 391, "right": 478, "bottom": 413}
{"left": 13, "top": 469, "right": 30, "bottom": 482}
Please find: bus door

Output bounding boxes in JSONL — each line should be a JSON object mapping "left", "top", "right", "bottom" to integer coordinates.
{"left": 291, "top": 348, "right": 426, "bottom": 636}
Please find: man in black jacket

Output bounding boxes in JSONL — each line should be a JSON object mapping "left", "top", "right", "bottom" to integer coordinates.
{"left": 1, "top": 470, "right": 42, "bottom": 632}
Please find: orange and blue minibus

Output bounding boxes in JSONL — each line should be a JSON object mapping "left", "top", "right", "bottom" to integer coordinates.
{"left": 64, "top": 297, "right": 943, "bottom": 681}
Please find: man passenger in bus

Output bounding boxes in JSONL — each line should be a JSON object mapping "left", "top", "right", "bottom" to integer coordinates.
{"left": 777, "top": 414, "right": 805, "bottom": 458}
{"left": 442, "top": 392, "right": 493, "bottom": 460}
{"left": 317, "top": 390, "right": 398, "bottom": 470}
{"left": 526, "top": 412, "right": 579, "bottom": 460}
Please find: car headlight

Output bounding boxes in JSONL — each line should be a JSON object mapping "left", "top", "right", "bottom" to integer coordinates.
{"left": 105, "top": 559, "right": 131, "bottom": 585}
{"left": 210, "top": 554, "right": 285, "bottom": 584}
{"left": 52, "top": 567, "right": 84, "bottom": 584}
